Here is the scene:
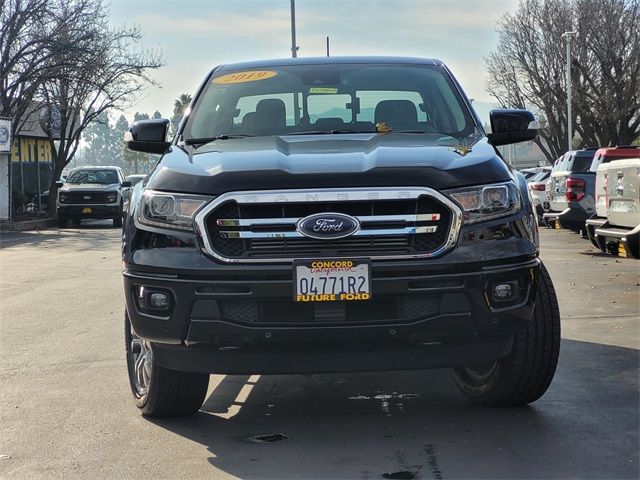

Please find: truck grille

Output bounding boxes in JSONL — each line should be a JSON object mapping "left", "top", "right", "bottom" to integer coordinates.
{"left": 62, "top": 191, "right": 114, "bottom": 204}
{"left": 219, "top": 295, "right": 442, "bottom": 325}
{"left": 195, "top": 188, "right": 462, "bottom": 262}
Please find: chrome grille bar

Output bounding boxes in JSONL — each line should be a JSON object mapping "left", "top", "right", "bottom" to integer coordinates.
{"left": 219, "top": 225, "right": 439, "bottom": 239}
{"left": 216, "top": 213, "right": 441, "bottom": 227}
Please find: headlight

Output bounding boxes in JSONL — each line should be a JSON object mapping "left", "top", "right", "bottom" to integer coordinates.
{"left": 107, "top": 192, "right": 118, "bottom": 202}
{"left": 137, "top": 190, "right": 211, "bottom": 231}
{"left": 448, "top": 182, "right": 520, "bottom": 224}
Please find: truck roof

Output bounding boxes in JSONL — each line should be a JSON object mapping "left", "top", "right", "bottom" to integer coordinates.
{"left": 594, "top": 145, "right": 640, "bottom": 158}
{"left": 217, "top": 56, "right": 443, "bottom": 71}
{"left": 68, "top": 166, "right": 123, "bottom": 172}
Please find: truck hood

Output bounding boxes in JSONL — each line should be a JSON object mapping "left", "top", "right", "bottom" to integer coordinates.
{"left": 60, "top": 183, "right": 120, "bottom": 192}
{"left": 147, "top": 134, "right": 512, "bottom": 195}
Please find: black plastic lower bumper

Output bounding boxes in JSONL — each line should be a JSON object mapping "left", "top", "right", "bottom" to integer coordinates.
{"left": 151, "top": 335, "right": 515, "bottom": 374}
{"left": 58, "top": 204, "right": 120, "bottom": 219}
{"left": 123, "top": 258, "right": 540, "bottom": 374}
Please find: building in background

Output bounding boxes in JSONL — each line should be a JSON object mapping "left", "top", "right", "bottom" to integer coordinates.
{"left": 0, "top": 117, "right": 12, "bottom": 220}
{"left": 0, "top": 104, "right": 66, "bottom": 220}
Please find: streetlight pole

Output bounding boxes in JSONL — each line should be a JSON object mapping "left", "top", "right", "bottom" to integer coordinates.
{"left": 562, "top": 31, "right": 577, "bottom": 151}
{"left": 509, "top": 65, "right": 517, "bottom": 167}
{"left": 290, "top": 0, "right": 300, "bottom": 125}
{"left": 290, "top": 0, "right": 298, "bottom": 58}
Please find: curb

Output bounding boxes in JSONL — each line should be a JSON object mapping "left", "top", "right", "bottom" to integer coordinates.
{"left": 0, "top": 218, "right": 57, "bottom": 232}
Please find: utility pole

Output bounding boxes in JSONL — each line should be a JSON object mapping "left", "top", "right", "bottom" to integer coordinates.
{"left": 290, "top": 0, "right": 300, "bottom": 124}
{"left": 562, "top": 31, "right": 577, "bottom": 152}
{"left": 326, "top": 36, "right": 330, "bottom": 57}
{"left": 290, "top": 0, "right": 298, "bottom": 58}
{"left": 506, "top": 69, "right": 515, "bottom": 166}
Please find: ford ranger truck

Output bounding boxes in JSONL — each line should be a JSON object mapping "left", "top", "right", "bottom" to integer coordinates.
{"left": 586, "top": 154, "right": 640, "bottom": 258}
{"left": 121, "top": 57, "right": 560, "bottom": 417}
{"left": 585, "top": 146, "right": 640, "bottom": 254}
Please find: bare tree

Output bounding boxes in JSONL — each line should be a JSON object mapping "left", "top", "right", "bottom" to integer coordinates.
{"left": 40, "top": 0, "right": 163, "bottom": 212}
{"left": 486, "top": 0, "right": 640, "bottom": 163}
{"left": 572, "top": 0, "right": 640, "bottom": 147}
{"left": 0, "top": 0, "right": 84, "bottom": 136}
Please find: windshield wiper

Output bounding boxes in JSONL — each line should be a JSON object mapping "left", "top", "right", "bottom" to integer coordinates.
{"left": 287, "top": 129, "right": 376, "bottom": 136}
{"left": 393, "top": 130, "right": 432, "bottom": 134}
{"left": 184, "top": 134, "right": 254, "bottom": 146}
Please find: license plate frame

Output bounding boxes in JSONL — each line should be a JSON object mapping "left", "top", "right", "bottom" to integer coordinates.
{"left": 293, "top": 258, "right": 372, "bottom": 302}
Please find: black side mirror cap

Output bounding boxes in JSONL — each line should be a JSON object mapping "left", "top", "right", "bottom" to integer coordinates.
{"left": 487, "top": 109, "right": 538, "bottom": 146}
{"left": 55, "top": 181, "right": 64, "bottom": 188}
{"left": 121, "top": 181, "right": 132, "bottom": 188}
{"left": 124, "top": 119, "right": 171, "bottom": 154}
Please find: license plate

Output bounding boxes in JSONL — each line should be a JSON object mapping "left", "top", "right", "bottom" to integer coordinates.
{"left": 610, "top": 200, "right": 635, "bottom": 212}
{"left": 82, "top": 207, "right": 92, "bottom": 214}
{"left": 293, "top": 259, "right": 371, "bottom": 302}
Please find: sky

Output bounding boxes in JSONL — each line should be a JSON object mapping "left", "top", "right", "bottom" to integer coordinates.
{"left": 109, "top": 0, "right": 520, "bottom": 122}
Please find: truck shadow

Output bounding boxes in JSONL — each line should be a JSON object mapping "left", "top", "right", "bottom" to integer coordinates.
{"left": 149, "top": 339, "right": 639, "bottom": 479}
{"left": 0, "top": 223, "right": 119, "bottom": 249}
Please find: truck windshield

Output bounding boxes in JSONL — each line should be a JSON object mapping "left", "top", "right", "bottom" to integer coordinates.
{"left": 66, "top": 170, "right": 119, "bottom": 184}
{"left": 572, "top": 153, "right": 596, "bottom": 172}
{"left": 183, "top": 63, "right": 479, "bottom": 146}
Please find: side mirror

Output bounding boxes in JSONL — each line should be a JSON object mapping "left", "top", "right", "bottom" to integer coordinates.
{"left": 124, "top": 119, "right": 171, "bottom": 154}
{"left": 55, "top": 181, "right": 64, "bottom": 188}
{"left": 487, "top": 109, "right": 538, "bottom": 146}
{"left": 121, "top": 181, "right": 132, "bottom": 188}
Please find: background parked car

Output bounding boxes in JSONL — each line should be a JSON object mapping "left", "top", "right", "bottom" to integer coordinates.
{"left": 587, "top": 146, "right": 640, "bottom": 231}
{"left": 586, "top": 151, "right": 640, "bottom": 258}
{"left": 125, "top": 174, "right": 147, "bottom": 186}
{"left": 543, "top": 148, "right": 597, "bottom": 232}
{"left": 527, "top": 167, "right": 552, "bottom": 223}
{"left": 520, "top": 166, "right": 548, "bottom": 180}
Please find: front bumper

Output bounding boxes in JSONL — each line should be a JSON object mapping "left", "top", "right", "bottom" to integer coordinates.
{"left": 124, "top": 258, "right": 540, "bottom": 374}
{"left": 58, "top": 204, "right": 121, "bottom": 219}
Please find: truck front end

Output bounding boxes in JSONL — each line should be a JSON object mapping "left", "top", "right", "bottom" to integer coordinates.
{"left": 121, "top": 57, "right": 560, "bottom": 417}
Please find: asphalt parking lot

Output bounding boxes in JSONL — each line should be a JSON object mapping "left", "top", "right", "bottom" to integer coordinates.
{"left": 0, "top": 223, "right": 638, "bottom": 479}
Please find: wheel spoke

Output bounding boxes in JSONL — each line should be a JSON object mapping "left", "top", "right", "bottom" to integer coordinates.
{"left": 130, "top": 332, "right": 152, "bottom": 394}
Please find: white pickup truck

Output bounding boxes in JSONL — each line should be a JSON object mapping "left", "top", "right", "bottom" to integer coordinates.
{"left": 586, "top": 156, "right": 640, "bottom": 259}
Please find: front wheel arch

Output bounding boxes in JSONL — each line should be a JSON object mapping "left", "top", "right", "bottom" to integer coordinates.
{"left": 452, "top": 262, "right": 561, "bottom": 406}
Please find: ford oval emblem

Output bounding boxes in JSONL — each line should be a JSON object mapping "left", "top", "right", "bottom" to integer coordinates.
{"left": 297, "top": 212, "right": 360, "bottom": 240}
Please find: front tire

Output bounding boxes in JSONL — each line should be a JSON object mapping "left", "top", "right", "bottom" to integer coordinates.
{"left": 452, "top": 262, "right": 560, "bottom": 406}
{"left": 125, "top": 311, "right": 209, "bottom": 417}
{"left": 113, "top": 214, "right": 123, "bottom": 228}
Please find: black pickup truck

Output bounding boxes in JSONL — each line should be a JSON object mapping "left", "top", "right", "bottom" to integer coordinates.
{"left": 122, "top": 57, "right": 560, "bottom": 417}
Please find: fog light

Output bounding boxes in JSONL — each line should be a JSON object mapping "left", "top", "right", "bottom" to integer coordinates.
{"left": 492, "top": 283, "right": 514, "bottom": 301}
{"left": 134, "top": 286, "right": 172, "bottom": 313}
{"left": 149, "top": 292, "right": 169, "bottom": 309}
